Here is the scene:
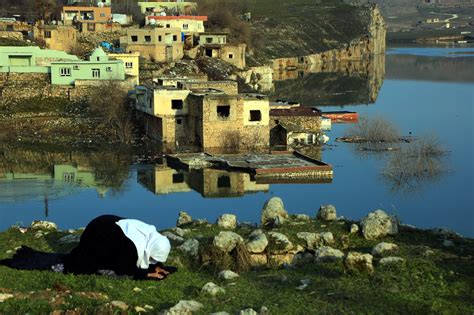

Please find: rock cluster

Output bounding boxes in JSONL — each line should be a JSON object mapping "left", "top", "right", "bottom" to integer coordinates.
{"left": 360, "top": 210, "right": 398, "bottom": 240}
{"left": 261, "top": 197, "right": 288, "bottom": 226}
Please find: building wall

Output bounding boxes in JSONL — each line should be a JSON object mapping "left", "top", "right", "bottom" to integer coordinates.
{"left": 78, "top": 21, "right": 121, "bottom": 33}
{"left": 137, "top": 2, "right": 197, "bottom": 15}
{"left": 51, "top": 61, "right": 125, "bottom": 85}
{"left": 270, "top": 115, "right": 322, "bottom": 131}
{"left": 33, "top": 25, "right": 77, "bottom": 52}
{"left": 62, "top": 6, "right": 112, "bottom": 25}
{"left": 220, "top": 44, "right": 246, "bottom": 69}
{"left": 183, "top": 81, "right": 238, "bottom": 95}
{"left": 146, "top": 16, "right": 205, "bottom": 34}
{"left": 108, "top": 52, "right": 140, "bottom": 83}
{"left": 199, "top": 34, "right": 227, "bottom": 45}
{"left": 152, "top": 89, "right": 191, "bottom": 116}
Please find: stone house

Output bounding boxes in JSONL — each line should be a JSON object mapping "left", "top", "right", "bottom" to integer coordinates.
{"left": 33, "top": 24, "right": 77, "bottom": 53}
{"left": 145, "top": 15, "right": 207, "bottom": 47}
{"left": 137, "top": 1, "right": 197, "bottom": 15}
{"left": 199, "top": 33, "right": 227, "bottom": 45}
{"left": 50, "top": 47, "right": 125, "bottom": 85}
{"left": 121, "top": 28, "right": 184, "bottom": 62}
{"left": 200, "top": 43, "right": 246, "bottom": 69}
{"left": 0, "top": 46, "right": 79, "bottom": 73}
{"left": 270, "top": 123, "right": 322, "bottom": 147}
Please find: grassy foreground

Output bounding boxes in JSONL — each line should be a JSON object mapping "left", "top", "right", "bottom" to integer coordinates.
{"left": 0, "top": 217, "right": 473, "bottom": 314}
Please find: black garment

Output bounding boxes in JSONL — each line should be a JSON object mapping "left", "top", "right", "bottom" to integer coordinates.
{"left": 63, "top": 215, "right": 151, "bottom": 279}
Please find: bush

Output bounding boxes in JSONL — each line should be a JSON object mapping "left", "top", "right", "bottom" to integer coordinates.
{"left": 344, "top": 116, "right": 400, "bottom": 143}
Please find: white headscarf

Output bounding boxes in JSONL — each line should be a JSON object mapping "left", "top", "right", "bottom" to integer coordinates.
{"left": 116, "top": 219, "right": 171, "bottom": 269}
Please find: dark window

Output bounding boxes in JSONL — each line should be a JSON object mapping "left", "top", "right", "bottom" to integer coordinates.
{"left": 171, "top": 99, "right": 183, "bottom": 110}
{"left": 166, "top": 24, "right": 170, "bottom": 28}
{"left": 172, "top": 173, "right": 184, "bottom": 183}
{"left": 217, "top": 175, "right": 231, "bottom": 188}
{"left": 217, "top": 105, "right": 230, "bottom": 119}
{"left": 6, "top": 25, "right": 13, "bottom": 31}
{"left": 44, "top": 31, "right": 51, "bottom": 38}
{"left": 249, "top": 110, "right": 262, "bottom": 122}
{"left": 145, "top": 35, "right": 151, "bottom": 42}
{"left": 176, "top": 118, "right": 182, "bottom": 125}
{"left": 274, "top": 119, "right": 279, "bottom": 124}
{"left": 228, "top": 53, "right": 234, "bottom": 59}
{"left": 131, "top": 35, "right": 138, "bottom": 42}
{"left": 205, "top": 48, "right": 212, "bottom": 57}
{"left": 158, "top": 35, "right": 162, "bottom": 42}
{"left": 173, "top": 35, "right": 177, "bottom": 41}
{"left": 206, "top": 37, "right": 213, "bottom": 43}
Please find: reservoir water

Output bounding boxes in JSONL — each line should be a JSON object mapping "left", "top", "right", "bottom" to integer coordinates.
{"left": 1, "top": 46, "right": 473, "bottom": 236}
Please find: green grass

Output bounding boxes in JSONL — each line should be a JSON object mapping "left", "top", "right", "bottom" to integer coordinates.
{"left": 1, "top": 218, "right": 473, "bottom": 314}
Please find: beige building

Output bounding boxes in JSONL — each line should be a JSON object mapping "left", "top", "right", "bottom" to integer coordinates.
{"left": 137, "top": 2, "right": 197, "bottom": 15}
{"left": 199, "top": 33, "right": 227, "bottom": 45}
{"left": 137, "top": 165, "right": 191, "bottom": 195}
{"left": 33, "top": 24, "right": 77, "bottom": 53}
{"left": 108, "top": 52, "right": 140, "bottom": 84}
{"left": 201, "top": 43, "right": 246, "bottom": 69}
{"left": 121, "top": 28, "right": 184, "bottom": 62}
{"left": 145, "top": 16, "right": 207, "bottom": 34}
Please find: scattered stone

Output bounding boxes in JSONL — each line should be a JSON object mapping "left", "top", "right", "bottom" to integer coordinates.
{"left": 6, "top": 250, "right": 13, "bottom": 254}
{"left": 295, "top": 214, "right": 310, "bottom": 221}
{"left": 379, "top": 256, "right": 406, "bottom": 266}
{"left": 163, "top": 300, "right": 203, "bottom": 315}
{"left": 111, "top": 301, "right": 129, "bottom": 311}
{"left": 320, "top": 232, "right": 335, "bottom": 244}
{"left": 296, "top": 232, "right": 322, "bottom": 250}
{"left": 249, "top": 229, "right": 263, "bottom": 238}
{"left": 201, "top": 282, "right": 225, "bottom": 296}
{"left": 249, "top": 254, "right": 268, "bottom": 266}
{"left": 268, "top": 253, "right": 295, "bottom": 265}
{"left": 31, "top": 220, "right": 57, "bottom": 230}
{"left": 213, "top": 231, "right": 243, "bottom": 252}
{"left": 317, "top": 205, "right": 337, "bottom": 221}
{"left": 217, "top": 214, "right": 237, "bottom": 229}
{"left": 261, "top": 197, "right": 288, "bottom": 226}
{"left": 58, "top": 234, "right": 81, "bottom": 244}
{"left": 268, "top": 232, "right": 293, "bottom": 251}
{"left": 170, "top": 227, "right": 187, "bottom": 237}
{"left": 0, "top": 293, "right": 14, "bottom": 302}
{"left": 133, "top": 287, "right": 142, "bottom": 292}
{"left": 177, "top": 211, "right": 192, "bottom": 227}
{"left": 218, "top": 270, "right": 239, "bottom": 280}
{"left": 345, "top": 252, "right": 374, "bottom": 273}
{"left": 443, "top": 240, "right": 454, "bottom": 247}
{"left": 246, "top": 233, "right": 268, "bottom": 253}
{"left": 315, "top": 246, "right": 344, "bottom": 262}
{"left": 178, "top": 239, "right": 200, "bottom": 257}
{"left": 144, "top": 305, "right": 154, "bottom": 310}
{"left": 260, "top": 306, "right": 269, "bottom": 315}
{"left": 360, "top": 210, "right": 398, "bottom": 240}
{"left": 350, "top": 224, "right": 360, "bottom": 234}
{"left": 18, "top": 227, "right": 28, "bottom": 234}
{"left": 372, "top": 242, "right": 398, "bottom": 256}
{"left": 162, "top": 231, "right": 185, "bottom": 244}
{"left": 135, "top": 306, "right": 147, "bottom": 313}
{"left": 239, "top": 308, "right": 258, "bottom": 315}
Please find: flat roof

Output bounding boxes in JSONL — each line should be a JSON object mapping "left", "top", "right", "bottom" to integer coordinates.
{"left": 146, "top": 15, "right": 208, "bottom": 21}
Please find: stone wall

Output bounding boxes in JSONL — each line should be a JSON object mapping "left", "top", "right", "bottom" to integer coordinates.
{"left": 269, "top": 115, "right": 322, "bottom": 131}
{"left": 183, "top": 81, "right": 238, "bottom": 95}
{"left": 239, "top": 66, "right": 274, "bottom": 93}
{"left": 0, "top": 31, "right": 23, "bottom": 40}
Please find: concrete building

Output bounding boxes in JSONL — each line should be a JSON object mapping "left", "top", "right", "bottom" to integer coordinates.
{"left": 145, "top": 15, "right": 207, "bottom": 34}
{"left": 62, "top": 5, "right": 112, "bottom": 25}
{"left": 108, "top": 52, "right": 140, "bottom": 84}
{"left": 137, "top": 1, "right": 197, "bottom": 15}
{"left": 121, "top": 28, "right": 184, "bottom": 62}
{"left": 199, "top": 33, "right": 227, "bottom": 45}
{"left": 0, "top": 46, "right": 79, "bottom": 73}
{"left": 50, "top": 47, "right": 125, "bottom": 85}
{"left": 201, "top": 43, "right": 246, "bottom": 69}
{"left": 33, "top": 24, "right": 77, "bottom": 52}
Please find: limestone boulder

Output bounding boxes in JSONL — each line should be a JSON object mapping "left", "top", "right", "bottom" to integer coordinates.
{"left": 201, "top": 282, "right": 225, "bottom": 296}
{"left": 379, "top": 256, "right": 405, "bottom": 266}
{"left": 296, "top": 232, "right": 322, "bottom": 250}
{"left": 217, "top": 214, "right": 237, "bottom": 229}
{"left": 261, "top": 197, "right": 288, "bottom": 226}
{"left": 239, "top": 309, "right": 258, "bottom": 315}
{"left": 344, "top": 252, "right": 374, "bottom": 273}
{"left": 176, "top": 211, "right": 192, "bottom": 227}
{"left": 218, "top": 270, "right": 239, "bottom": 280}
{"left": 163, "top": 300, "right": 204, "bottom": 315}
{"left": 178, "top": 239, "right": 200, "bottom": 257}
{"left": 246, "top": 233, "right": 268, "bottom": 254}
{"left": 372, "top": 242, "right": 398, "bottom": 256}
{"left": 31, "top": 220, "right": 57, "bottom": 230}
{"left": 162, "top": 231, "right": 185, "bottom": 245}
{"left": 58, "top": 234, "right": 81, "bottom": 244}
{"left": 267, "top": 232, "right": 293, "bottom": 252}
{"left": 315, "top": 246, "right": 344, "bottom": 262}
{"left": 320, "top": 232, "right": 335, "bottom": 245}
{"left": 249, "top": 254, "right": 268, "bottom": 267}
{"left": 317, "top": 205, "right": 337, "bottom": 221}
{"left": 295, "top": 214, "right": 310, "bottom": 221}
{"left": 213, "top": 231, "right": 243, "bottom": 252}
{"left": 350, "top": 223, "right": 360, "bottom": 234}
{"left": 360, "top": 210, "right": 398, "bottom": 240}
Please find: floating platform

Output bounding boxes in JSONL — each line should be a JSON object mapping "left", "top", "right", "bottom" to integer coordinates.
{"left": 166, "top": 151, "right": 333, "bottom": 183}
{"left": 321, "top": 111, "right": 358, "bottom": 123}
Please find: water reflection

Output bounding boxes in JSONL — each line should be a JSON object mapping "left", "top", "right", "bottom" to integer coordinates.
{"left": 270, "top": 54, "right": 385, "bottom": 106}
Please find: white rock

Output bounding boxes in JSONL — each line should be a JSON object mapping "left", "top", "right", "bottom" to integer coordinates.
{"left": 171, "top": 227, "right": 187, "bottom": 237}
{"left": 163, "top": 300, "right": 203, "bottom": 315}
{"left": 0, "top": 293, "right": 14, "bottom": 302}
{"left": 218, "top": 270, "right": 239, "bottom": 280}
{"left": 260, "top": 306, "right": 270, "bottom": 315}
{"left": 111, "top": 300, "right": 129, "bottom": 311}
{"left": 178, "top": 239, "right": 200, "bottom": 257}
{"left": 295, "top": 214, "right": 310, "bottom": 221}
{"left": 317, "top": 205, "right": 337, "bottom": 221}
{"left": 372, "top": 242, "right": 398, "bottom": 256}
{"left": 31, "top": 220, "right": 57, "bottom": 230}
{"left": 360, "top": 210, "right": 398, "bottom": 240}
{"left": 135, "top": 306, "right": 147, "bottom": 313}
{"left": 239, "top": 309, "right": 258, "bottom": 315}
{"left": 177, "top": 211, "right": 192, "bottom": 227}
{"left": 217, "top": 214, "right": 237, "bottom": 229}
{"left": 345, "top": 252, "right": 374, "bottom": 273}
{"left": 162, "top": 231, "right": 185, "bottom": 244}
{"left": 249, "top": 229, "right": 263, "bottom": 238}
{"left": 201, "top": 282, "right": 225, "bottom": 296}
{"left": 315, "top": 246, "right": 344, "bottom": 262}
{"left": 261, "top": 197, "right": 288, "bottom": 226}
{"left": 350, "top": 224, "right": 359, "bottom": 234}
{"left": 379, "top": 256, "right": 406, "bottom": 266}
{"left": 320, "top": 232, "right": 335, "bottom": 244}
{"left": 133, "top": 287, "right": 142, "bottom": 292}
{"left": 213, "top": 231, "right": 243, "bottom": 252}
{"left": 296, "top": 232, "right": 322, "bottom": 250}
{"left": 246, "top": 233, "right": 268, "bottom": 253}
{"left": 268, "top": 232, "right": 293, "bottom": 251}
{"left": 58, "top": 234, "right": 81, "bottom": 244}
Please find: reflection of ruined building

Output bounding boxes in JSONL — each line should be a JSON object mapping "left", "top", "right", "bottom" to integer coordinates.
{"left": 121, "top": 28, "right": 184, "bottom": 62}
{"left": 137, "top": 165, "right": 269, "bottom": 198}
{"left": 135, "top": 79, "right": 270, "bottom": 151}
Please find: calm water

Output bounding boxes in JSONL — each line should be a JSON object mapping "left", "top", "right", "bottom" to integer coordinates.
{"left": 1, "top": 46, "right": 473, "bottom": 236}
